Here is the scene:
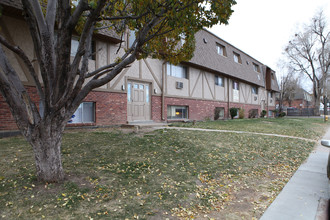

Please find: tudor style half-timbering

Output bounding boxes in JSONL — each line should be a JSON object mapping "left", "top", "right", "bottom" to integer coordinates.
{"left": 0, "top": 1, "right": 279, "bottom": 132}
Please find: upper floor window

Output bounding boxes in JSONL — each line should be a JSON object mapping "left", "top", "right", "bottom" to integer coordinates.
{"left": 269, "top": 91, "right": 273, "bottom": 98}
{"left": 233, "top": 81, "right": 239, "bottom": 90}
{"left": 253, "top": 63, "right": 260, "bottom": 72}
{"left": 215, "top": 75, "right": 224, "bottom": 87}
{"left": 216, "top": 43, "right": 227, "bottom": 57}
{"left": 252, "top": 86, "right": 258, "bottom": 94}
{"left": 71, "top": 37, "right": 95, "bottom": 60}
{"left": 128, "top": 29, "right": 136, "bottom": 48}
{"left": 167, "top": 63, "right": 187, "bottom": 79}
{"left": 233, "top": 52, "right": 242, "bottom": 64}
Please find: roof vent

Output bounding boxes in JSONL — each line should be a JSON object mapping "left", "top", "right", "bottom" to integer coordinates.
{"left": 203, "top": 38, "right": 207, "bottom": 44}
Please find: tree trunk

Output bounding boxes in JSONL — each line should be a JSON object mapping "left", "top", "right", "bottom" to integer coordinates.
{"left": 29, "top": 124, "right": 65, "bottom": 182}
{"left": 314, "top": 96, "right": 321, "bottom": 116}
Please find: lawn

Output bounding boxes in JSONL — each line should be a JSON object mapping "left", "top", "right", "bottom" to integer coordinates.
{"left": 170, "top": 117, "right": 326, "bottom": 140}
{"left": 0, "top": 118, "right": 328, "bottom": 219}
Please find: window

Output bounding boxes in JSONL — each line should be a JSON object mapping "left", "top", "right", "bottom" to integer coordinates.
{"left": 268, "top": 110, "right": 273, "bottom": 117}
{"left": 233, "top": 81, "right": 239, "bottom": 90}
{"left": 269, "top": 92, "right": 273, "bottom": 98}
{"left": 71, "top": 37, "right": 95, "bottom": 60}
{"left": 71, "top": 38, "right": 79, "bottom": 57}
{"left": 233, "top": 81, "right": 239, "bottom": 102}
{"left": 215, "top": 75, "right": 224, "bottom": 87}
{"left": 167, "top": 106, "right": 188, "bottom": 119}
{"left": 233, "top": 52, "right": 242, "bottom": 64}
{"left": 70, "top": 102, "right": 95, "bottom": 123}
{"left": 253, "top": 63, "right": 260, "bottom": 72}
{"left": 128, "top": 29, "right": 136, "bottom": 48}
{"left": 214, "top": 107, "right": 225, "bottom": 120}
{"left": 252, "top": 86, "right": 258, "bottom": 94}
{"left": 216, "top": 43, "right": 227, "bottom": 56}
{"left": 167, "top": 63, "right": 187, "bottom": 79}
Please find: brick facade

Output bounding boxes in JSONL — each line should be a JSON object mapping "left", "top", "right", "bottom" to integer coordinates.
{"left": 0, "top": 86, "right": 39, "bottom": 130}
{"left": 1, "top": 89, "right": 270, "bottom": 131}
{"left": 0, "top": 87, "right": 127, "bottom": 131}
{"left": 165, "top": 97, "right": 262, "bottom": 121}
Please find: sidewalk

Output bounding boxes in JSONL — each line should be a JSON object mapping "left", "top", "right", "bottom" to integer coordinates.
{"left": 260, "top": 128, "right": 330, "bottom": 220}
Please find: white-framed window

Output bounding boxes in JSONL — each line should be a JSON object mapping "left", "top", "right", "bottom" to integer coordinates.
{"left": 167, "top": 105, "right": 188, "bottom": 119}
{"left": 253, "top": 63, "right": 260, "bottom": 72}
{"left": 167, "top": 63, "right": 187, "bottom": 79}
{"left": 215, "top": 75, "right": 224, "bottom": 87}
{"left": 233, "top": 81, "right": 239, "bottom": 102}
{"left": 233, "top": 81, "right": 239, "bottom": 90}
{"left": 128, "top": 29, "right": 136, "bottom": 48}
{"left": 70, "top": 102, "right": 95, "bottom": 123}
{"left": 252, "top": 86, "right": 258, "bottom": 94}
{"left": 216, "top": 43, "right": 227, "bottom": 57}
{"left": 233, "top": 52, "right": 242, "bottom": 64}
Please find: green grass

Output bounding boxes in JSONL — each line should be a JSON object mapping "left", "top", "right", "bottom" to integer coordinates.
{"left": 170, "top": 117, "right": 326, "bottom": 139}
{"left": 0, "top": 118, "right": 328, "bottom": 219}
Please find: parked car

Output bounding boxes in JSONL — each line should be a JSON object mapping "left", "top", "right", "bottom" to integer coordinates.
{"left": 321, "top": 140, "right": 330, "bottom": 179}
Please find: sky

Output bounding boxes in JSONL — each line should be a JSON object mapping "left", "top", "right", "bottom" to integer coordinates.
{"left": 208, "top": 0, "right": 330, "bottom": 85}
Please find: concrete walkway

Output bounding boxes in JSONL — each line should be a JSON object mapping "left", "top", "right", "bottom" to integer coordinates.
{"left": 260, "top": 129, "right": 330, "bottom": 220}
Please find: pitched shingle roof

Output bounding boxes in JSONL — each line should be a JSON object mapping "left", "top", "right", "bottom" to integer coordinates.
{"left": 187, "top": 29, "right": 274, "bottom": 88}
{"left": 0, "top": 0, "right": 121, "bottom": 43}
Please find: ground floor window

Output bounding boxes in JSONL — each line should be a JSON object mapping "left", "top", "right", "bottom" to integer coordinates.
{"left": 268, "top": 110, "right": 273, "bottom": 117}
{"left": 167, "top": 105, "right": 188, "bottom": 119}
{"left": 214, "top": 107, "right": 225, "bottom": 120}
{"left": 70, "top": 102, "right": 95, "bottom": 123}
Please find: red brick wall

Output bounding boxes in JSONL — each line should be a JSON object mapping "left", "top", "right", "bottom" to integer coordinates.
{"left": 165, "top": 97, "right": 262, "bottom": 120}
{"left": 151, "top": 95, "right": 162, "bottom": 122}
{"left": 229, "top": 103, "right": 262, "bottom": 118}
{"left": 1, "top": 88, "right": 270, "bottom": 131}
{"left": 0, "top": 86, "right": 40, "bottom": 130}
{"left": 165, "top": 97, "right": 228, "bottom": 121}
{"left": 0, "top": 87, "right": 127, "bottom": 131}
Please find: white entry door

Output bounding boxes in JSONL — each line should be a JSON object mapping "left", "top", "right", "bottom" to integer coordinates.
{"left": 127, "top": 81, "right": 151, "bottom": 121}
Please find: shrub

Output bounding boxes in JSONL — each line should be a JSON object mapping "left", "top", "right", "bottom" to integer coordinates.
{"left": 239, "top": 108, "right": 245, "bottom": 119}
{"left": 279, "top": 112, "right": 286, "bottom": 117}
{"left": 230, "top": 108, "right": 238, "bottom": 119}
{"left": 260, "top": 110, "right": 267, "bottom": 118}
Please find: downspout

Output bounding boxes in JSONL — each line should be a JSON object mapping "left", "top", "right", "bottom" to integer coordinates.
{"left": 227, "top": 78, "right": 230, "bottom": 119}
{"left": 161, "top": 62, "right": 166, "bottom": 121}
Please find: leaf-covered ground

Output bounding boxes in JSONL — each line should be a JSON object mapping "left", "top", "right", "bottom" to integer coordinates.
{"left": 0, "top": 118, "right": 327, "bottom": 219}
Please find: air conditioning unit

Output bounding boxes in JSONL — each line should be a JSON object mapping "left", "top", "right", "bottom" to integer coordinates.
{"left": 176, "top": 81, "right": 183, "bottom": 89}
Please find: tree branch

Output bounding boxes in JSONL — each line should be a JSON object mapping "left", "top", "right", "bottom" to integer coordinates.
{"left": 0, "top": 34, "right": 45, "bottom": 102}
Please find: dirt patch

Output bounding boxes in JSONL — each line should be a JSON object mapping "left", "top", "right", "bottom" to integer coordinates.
{"left": 32, "top": 173, "right": 94, "bottom": 195}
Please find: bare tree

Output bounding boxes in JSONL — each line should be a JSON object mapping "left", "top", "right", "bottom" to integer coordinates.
{"left": 0, "top": 0, "right": 236, "bottom": 182}
{"left": 284, "top": 10, "right": 330, "bottom": 115}
{"left": 277, "top": 66, "right": 300, "bottom": 112}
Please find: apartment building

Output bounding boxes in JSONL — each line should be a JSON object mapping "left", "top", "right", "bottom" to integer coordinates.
{"left": 0, "top": 0, "right": 279, "bottom": 131}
